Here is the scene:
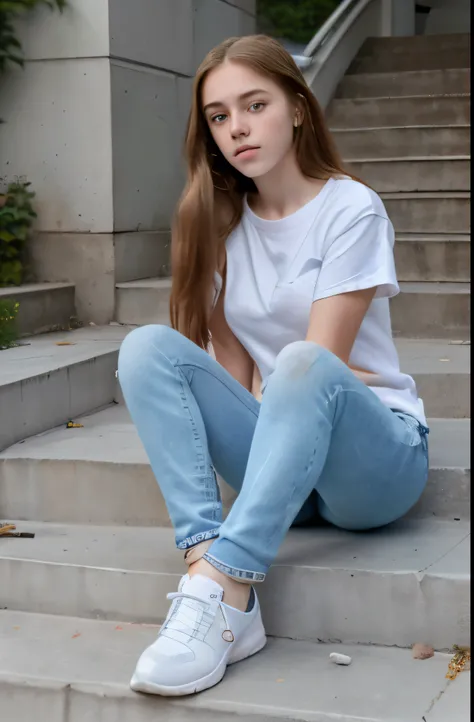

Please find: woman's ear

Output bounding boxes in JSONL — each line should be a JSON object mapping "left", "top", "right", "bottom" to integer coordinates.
{"left": 295, "top": 92, "right": 306, "bottom": 126}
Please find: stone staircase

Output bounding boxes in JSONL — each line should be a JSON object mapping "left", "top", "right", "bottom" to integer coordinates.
{"left": 0, "top": 33, "right": 470, "bottom": 721}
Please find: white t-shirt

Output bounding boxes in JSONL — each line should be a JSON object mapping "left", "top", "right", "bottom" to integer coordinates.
{"left": 214, "top": 177, "right": 427, "bottom": 425}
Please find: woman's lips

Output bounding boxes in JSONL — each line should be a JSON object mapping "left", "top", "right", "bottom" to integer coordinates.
{"left": 235, "top": 147, "right": 259, "bottom": 160}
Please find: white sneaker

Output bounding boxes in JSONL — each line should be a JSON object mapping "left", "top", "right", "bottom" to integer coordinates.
{"left": 130, "top": 573, "right": 267, "bottom": 696}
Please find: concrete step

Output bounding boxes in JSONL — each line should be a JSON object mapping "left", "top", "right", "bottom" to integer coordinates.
{"left": 346, "top": 156, "right": 470, "bottom": 193}
{"left": 116, "top": 277, "right": 172, "bottom": 325}
{"left": 395, "top": 233, "right": 471, "bottom": 283}
{"left": 0, "top": 611, "right": 468, "bottom": 722}
{"left": 0, "top": 282, "right": 75, "bottom": 337}
{"left": 396, "top": 338, "right": 470, "bottom": 418}
{"left": 380, "top": 192, "right": 470, "bottom": 233}
{"left": 334, "top": 125, "right": 471, "bottom": 159}
{"left": 356, "top": 33, "right": 471, "bottom": 56}
{"left": 337, "top": 68, "right": 470, "bottom": 99}
{"left": 348, "top": 48, "right": 470, "bottom": 74}
{"left": 0, "top": 517, "right": 469, "bottom": 650}
{"left": 327, "top": 94, "right": 470, "bottom": 129}
{"left": 0, "top": 325, "right": 131, "bottom": 452}
{"left": 0, "top": 403, "right": 469, "bottom": 526}
{"left": 391, "top": 282, "right": 470, "bottom": 339}
{"left": 348, "top": 35, "right": 470, "bottom": 74}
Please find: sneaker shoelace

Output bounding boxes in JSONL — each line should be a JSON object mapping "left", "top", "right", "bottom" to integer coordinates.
{"left": 163, "top": 592, "right": 221, "bottom": 642}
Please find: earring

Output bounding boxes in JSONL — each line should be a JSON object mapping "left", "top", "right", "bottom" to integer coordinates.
{"left": 294, "top": 117, "right": 299, "bottom": 127}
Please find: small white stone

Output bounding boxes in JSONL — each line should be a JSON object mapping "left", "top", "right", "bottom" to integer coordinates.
{"left": 329, "top": 652, "right": 352, "bottom": 666}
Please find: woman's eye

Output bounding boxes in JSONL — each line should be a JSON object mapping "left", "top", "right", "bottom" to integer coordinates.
{"left": 211, "top": 114, "right": 227, "bottom": 123}
{"left": 249, "top": 102, "right": 265, "bottom": 112}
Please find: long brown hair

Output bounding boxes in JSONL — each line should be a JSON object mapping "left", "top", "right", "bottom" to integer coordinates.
{"left": 170, "top": 34, "right": 350, "bottom": 349}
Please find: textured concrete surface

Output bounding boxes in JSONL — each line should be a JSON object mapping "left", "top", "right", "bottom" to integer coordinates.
{"left": 347, "top": 33, "right": 470, "bottom": 73}
{"left": 0, "top": 282, "right": 76, "bottom": 336}
{"left": 0, "top": 518, "right": 469, "bottom": 649}
{"left": 0, "top": 325, "right": 132, "bottom": 451}
{"left": 337, "top": 67, "right": 470, "bottom": 98}
{"left": 394, "top": 234, "right": 470, "bottom": 283}
{"left": 346, "top": 157, "right": 470, "bottom": 193}
{"left": 391, "top": 283, "right": 470, "bottom": 339}
{"left": 115, "top": 277, "right": 172, "bottom": 325}
{"left": 327, "top": 95, "right": 470, "bottom": 130}
{"left": 28, "top": 231, "right": 170, "bottom": 325}
{"left": 334, "top": 126, "right": 471, "bottom": 160}
{"left": 381, "top": 192, "right": 470, "bottom": 234}
{"left": 396, "top": 338, "right": 470, "bottom": 417}
{"left": 0, "top": 609, "right": 468, "bottom": 722}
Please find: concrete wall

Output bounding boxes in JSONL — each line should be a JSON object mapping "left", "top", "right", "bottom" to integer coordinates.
{"left": 424, "top": 0, "right": 470, "bottom": 34}
{"left": 0, "top": 0, "right": 256, "bottom": 323}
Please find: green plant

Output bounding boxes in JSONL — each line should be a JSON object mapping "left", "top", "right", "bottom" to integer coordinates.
{"left": 0, "top": 297, "right": 19, "bottom": 349}
{"left": 0, "top": 181, "right": 36, "bottom": 286}
{"left": 257, "top": 0, "right": 341, "bottom": 45}
{"left": 0, "top": 0, "right": 66, "bottom": 72}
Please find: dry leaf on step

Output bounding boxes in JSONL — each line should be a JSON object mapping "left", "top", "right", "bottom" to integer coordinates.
{"left": 412, "top": 643, "right": 434, "bottom": 660}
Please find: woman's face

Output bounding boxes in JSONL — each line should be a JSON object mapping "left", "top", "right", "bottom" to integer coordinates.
{"left": 202, "top": 61, "right": 299, "bottom": 179}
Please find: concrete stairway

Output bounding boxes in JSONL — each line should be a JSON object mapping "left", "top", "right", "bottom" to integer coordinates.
{"left": 0, "top": 282, "right": 76, "bottom": 337}
{"left": 0, "top": 32, "right": 470, "bottom": 722}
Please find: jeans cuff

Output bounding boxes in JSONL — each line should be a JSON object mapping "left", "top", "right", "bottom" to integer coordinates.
{"left": 203, "top": 553, "right": 266, "bottom": 582}
{"left": 176, "top": 528, "right": 220, "bottom": 550}
{"left": 202, "top": 537, "right": 267, "bottom": 582}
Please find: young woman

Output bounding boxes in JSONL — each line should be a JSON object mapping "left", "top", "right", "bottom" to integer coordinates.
{"left": 118, "top": 34, "right": 429, "bottom": 697}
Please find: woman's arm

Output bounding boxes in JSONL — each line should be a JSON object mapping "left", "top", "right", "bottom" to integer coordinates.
{"left": 306, "top": 287, "right": 381, "bottom": 385}
{"left": 209, "top": 286, "right": 254, "bottom": 392}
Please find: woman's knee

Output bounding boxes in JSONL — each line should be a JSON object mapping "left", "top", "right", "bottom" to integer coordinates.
{"left": 274, "top": 341, "right": 344, "bottom": 382}
{"left": 118, "top": 324, "right": 180, "bottom": 382}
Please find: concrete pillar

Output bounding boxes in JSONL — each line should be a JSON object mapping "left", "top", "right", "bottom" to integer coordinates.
{"left": 380, "top": 0, "right": 415, "bottom": 36}
{"left": 0, "top": 0, "right": 256, "bottom": 323}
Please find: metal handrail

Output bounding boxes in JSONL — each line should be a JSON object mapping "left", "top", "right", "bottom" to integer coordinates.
{"left": 292, "top": 0, "right": 372, "bottom": 68}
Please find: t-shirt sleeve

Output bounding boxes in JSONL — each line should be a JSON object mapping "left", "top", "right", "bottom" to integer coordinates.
{"left": 313, "top": 212, "right": 399, "bottom": 302}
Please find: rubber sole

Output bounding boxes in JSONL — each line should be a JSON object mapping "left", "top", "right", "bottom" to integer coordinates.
{"left": 130, "top": 632, "right": 267, "bottom": 697}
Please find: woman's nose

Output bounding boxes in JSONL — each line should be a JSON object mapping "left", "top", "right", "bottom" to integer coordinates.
{"left": 230, "top": 114, "right": 250, "bottom": 138}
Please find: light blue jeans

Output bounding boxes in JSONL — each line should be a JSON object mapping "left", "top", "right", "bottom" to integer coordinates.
{"left": 118, "top": 325, "right": 429, "bottom": 582}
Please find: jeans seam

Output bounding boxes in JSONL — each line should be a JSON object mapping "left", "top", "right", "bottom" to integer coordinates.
{"left": 175, "top": 364, "right": 220, "bottom": 522}
{"left": 177, "top": 362, "right": 260, "bottom": 417}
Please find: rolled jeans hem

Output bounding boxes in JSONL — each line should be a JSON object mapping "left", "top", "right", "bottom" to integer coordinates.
{"left": 203, "top": 552, "right": 266, "bottom": 583}
{"left": 176, "top": 528, "right": 220, "bottom": 550}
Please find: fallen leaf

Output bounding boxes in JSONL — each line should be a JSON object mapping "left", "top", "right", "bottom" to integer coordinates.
{"left": 412, "top": 643, "right": 434, "bottom": 660}
{"left": 66, "top": 421, "right": 84, "bottom": 429}
{"left": 13, "top": 626, "right": 20, "bottom": 630}
{"left": 55, "top": 342, "right": 76, "bottom": 346}
{"left": 446, "top": 646, "right": 471, "bottom": 679}
{"left": 276, "top": 678, "right": 285, "bottom": 683}
{"left": 115, "top": 626, "right": 123, "bottom": 631}
{"left": 72, "top": 633, "right": 81, "bottom": 639}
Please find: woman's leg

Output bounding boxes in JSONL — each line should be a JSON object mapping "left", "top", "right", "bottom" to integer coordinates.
{"left": 118, "top": 325, "right": 269, "bottom": 696}
{"left": 117, "top": 324, "right": 260, "bottom": 553}
{"left": 203, "top": 340, "right": 429, "bottom": 582}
